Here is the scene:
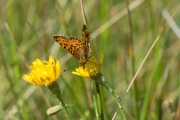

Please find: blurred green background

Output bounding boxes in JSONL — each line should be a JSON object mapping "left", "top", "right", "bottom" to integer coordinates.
{"left": 1, "top": 0, "right": 180, "bottom": 119}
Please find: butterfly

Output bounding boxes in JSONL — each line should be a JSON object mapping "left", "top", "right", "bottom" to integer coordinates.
{"left": 54, "top": 25, "right": 90, "bottom": 65}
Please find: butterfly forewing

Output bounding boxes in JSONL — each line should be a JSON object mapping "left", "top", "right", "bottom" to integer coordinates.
{"left": 54, "top": 35, "right": 83, "bottom": 59}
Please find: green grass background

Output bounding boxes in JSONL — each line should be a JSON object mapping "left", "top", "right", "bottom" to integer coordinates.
{"left": 1, "top": 0, "right": 180, "bottom": 119}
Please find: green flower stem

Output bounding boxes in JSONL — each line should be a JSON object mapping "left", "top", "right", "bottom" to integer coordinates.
{"left": 48, "top": 82, "right": 71, "bottom": 120}
{"left": 57, "top": 97, "right": 71, "bottom": 120}
{"left": 91, "top": 73, "right": 126, "bottom": 120}
{"left": 66, "top": 105, "right": 86, "bottom": 120}
{"left": 61, "top": 103, "right": 87, "bottom": 120}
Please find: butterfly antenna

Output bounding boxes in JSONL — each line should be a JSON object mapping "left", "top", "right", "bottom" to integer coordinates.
{"left": 63, "top": 66, "right": 76, "bottom": 72}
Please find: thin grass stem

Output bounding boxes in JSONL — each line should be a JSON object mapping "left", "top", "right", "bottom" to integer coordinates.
{"left": 95, "top": 82, "right": 105, "bottom": 120}
{"left": 80, "top": 0, "right": 86, "bottom": 25}
{"left": 91, "top": 81, "right": 100, "bottom": 120}
{"left": 124, "top": 0, "right": 139, "bottom": 119}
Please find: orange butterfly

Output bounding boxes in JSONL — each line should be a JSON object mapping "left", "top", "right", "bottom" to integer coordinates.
{"left": 54, "top": 25, "right": 90, "bottom": 65}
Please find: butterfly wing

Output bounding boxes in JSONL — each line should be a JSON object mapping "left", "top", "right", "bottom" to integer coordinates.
{"left": 82, "top": 25, "right": 90, "bottom": 59}
{"left": 54, "top": 35, "right": 83, "bottom": 59}
{"left": 78, "top": 25, "right": 91, "bottom": 65}
{"left": 54, "top": 25, "right": 90, "bottom": 64}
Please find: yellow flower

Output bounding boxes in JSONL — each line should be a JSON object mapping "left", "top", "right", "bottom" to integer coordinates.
{"left": 72, "top": 66, "right": 90, "bottom": 78}
{"left": 22, "top": 55, "right": 61, "bottom": 86}
{"left": 72, "top": 51, "right": 104, "bottom": 78}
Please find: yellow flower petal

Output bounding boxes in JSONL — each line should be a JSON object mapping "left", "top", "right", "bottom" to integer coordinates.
{"left": 22, "top": 55, "right": 61, "bottom": 86}
{"left": 72, "top": 51, "right": 103, "bottom": 78}
{"left": 48, "top": 55, "right": 55, "bottom": 64}
{"left": 72, "top": 66, "right": 90, "bottom": 78}
{"left": 55, "top": 60, "right": 61, "bottom": 79}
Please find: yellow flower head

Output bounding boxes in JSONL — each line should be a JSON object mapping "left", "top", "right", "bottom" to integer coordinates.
{"left": 22, "top": 55, "right": 61, "bottom": 86}
{"left": 72, "top": 51, "right": 104, "bottom": 78}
